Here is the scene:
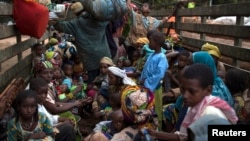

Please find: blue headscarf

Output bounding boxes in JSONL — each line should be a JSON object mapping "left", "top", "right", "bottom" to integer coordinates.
{"left": 192, "top": 51, "right": 234, "bottom": 107}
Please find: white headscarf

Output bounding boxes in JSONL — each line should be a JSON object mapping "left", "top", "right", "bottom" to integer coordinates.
{"left": 108, "top": 66, "right": 136, "bottom": 86}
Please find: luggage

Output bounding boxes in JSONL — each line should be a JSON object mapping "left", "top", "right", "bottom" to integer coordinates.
{"left": 13, "top": 0, "right": 49, "bottom": 38}
{"left": 81, "top": 0, "right": 127, "bottom": 21}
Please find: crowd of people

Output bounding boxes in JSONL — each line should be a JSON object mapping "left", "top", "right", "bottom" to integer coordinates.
{"left": 0, "top": 0, "right": 250, "bottom": 141}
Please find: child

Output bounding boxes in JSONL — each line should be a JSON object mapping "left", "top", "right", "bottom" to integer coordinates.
{"left": 29, "top": 77, "right": 78, "bottom": 141}
{"left": 7, "top": 90, "right": 54, "bottom": 141}
{"left": 140, "top": 31, "right": 169, "bottom": 130}
{"left": 225, "top": 69, "right": 248, "bottom": 121}
{"left": 72, "top": 53, "right": 86, "bottom": 82}
{"left": 92, "top": 57, "right": 115, "bottom": 90}
{"left": 84, "top": 109, "right": 125, "bottom": 141}
{"left": 147, "top": 63, "right": 238, "bottom": 141}
{"left": 52, "top": 67, "right": 64, "bottom": 87}
{"left": 168, "top": 50, "right": 190, "bottom": 89}
{"left": 62, "top": 63, "right": 74, "bottom": 85}
{"left": 123, "top": 59, "right": 136, "bottom": 74}
{"left": 32, "top": 43, "right": 45, "bottom": 61}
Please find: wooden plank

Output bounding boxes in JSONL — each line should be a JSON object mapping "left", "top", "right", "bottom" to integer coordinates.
{"left": 0, "top": 38, "right": 36, "bottom": 63}
{"left": 0, "top": 2, "right": 12, "bottom": 15}
{"left": 150, "top": 9, "right": 171, "bottom": 17}
{"left": 0, "top": 55, "right": 32, "bottom": 90}
{"left": 38, "top": 31, "right": 51, "bottom": 42}
{"left": 0, "top": 25, "right": 17, "bottom": 39}
{"left": 158, "top": 22, "right": 176, "bottom": 29}
{"left": 176, "top": 23, "right": 250, "bottom": 39}
{"left": 182, "top": 37, "right": 250, "bottom": 62}
{"left": 178, "top": 2, "right": 250, "bottom": 16}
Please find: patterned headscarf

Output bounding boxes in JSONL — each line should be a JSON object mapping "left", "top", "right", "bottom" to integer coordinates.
{"left": 108, "top": 66, "right": 136, "bottom": 86}
{"left": 33, "top": 61, "right": 53, "bottom": 74}
{"left": 121, "top": 85, "right": 155, "bottom": 127}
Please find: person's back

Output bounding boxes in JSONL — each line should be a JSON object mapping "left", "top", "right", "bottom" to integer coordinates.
{"left": 54, "top": 16, "right": 111, "bottom": 73}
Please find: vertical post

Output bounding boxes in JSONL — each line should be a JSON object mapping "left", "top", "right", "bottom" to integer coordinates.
{"left": 176, "top": 8, "right": 181, "bottom": 36}
{"left": 16, "top": 32, "right": 22, "bottom": 62}
{"left": 200, "top": 16, "right": 207, "bottom": 41}
{"left": 233, "top": 16, "right": 243, "bottom": 67}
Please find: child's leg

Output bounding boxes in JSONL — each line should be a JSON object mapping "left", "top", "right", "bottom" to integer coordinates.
{"left": 154, "top": 86, "right": 163, "bottom": 131}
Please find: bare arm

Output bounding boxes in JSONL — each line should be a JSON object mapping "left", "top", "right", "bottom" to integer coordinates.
{"left": 43, "top": 100, "right": 83, "bottom": 115}
{"left": 126, "top": 0, "right": 132, "bottom": 11}
{"left": 148, "top": 129, "right": 180, "bottom": 141}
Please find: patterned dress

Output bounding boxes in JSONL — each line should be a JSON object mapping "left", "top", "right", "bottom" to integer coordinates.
{"left": 7, "top": 112, "right": 54, "bottom": 141}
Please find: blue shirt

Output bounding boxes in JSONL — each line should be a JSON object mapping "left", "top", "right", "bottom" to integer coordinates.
{"left": 140, "top": 52, "right": 168, "bottom": 91}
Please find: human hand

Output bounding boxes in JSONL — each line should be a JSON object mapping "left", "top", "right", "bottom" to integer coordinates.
{"left": 162, "top": 16, "right": 169, "bottom": 22}
{"left": 147, "top": 128, "right": 157, "bottom": 136}
{"left": 74, "top": 100, "right": 84, "bottom": 107}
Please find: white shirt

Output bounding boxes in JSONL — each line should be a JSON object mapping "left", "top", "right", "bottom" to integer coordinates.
{"left": 38, "top": 104, "right": 59, "bottom": 126}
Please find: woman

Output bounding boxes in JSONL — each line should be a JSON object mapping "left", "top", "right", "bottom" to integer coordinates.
{"left": 190, "top": 51, "right": 234, "bottom": 106}
{"left": 107, "top": 66, "right": 156, "bottom": 141}
{"left": 32, "top": 61, "right": 88, "bottom": 140}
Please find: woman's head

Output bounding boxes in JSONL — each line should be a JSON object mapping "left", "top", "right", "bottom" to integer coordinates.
{"left": 100, "top": 57, "right": 115, "bottom": 74}
{"left": 135, "top": 37, "right": 149, "bottom": 51}
{"left": 33, "top": 61, "right": 54, "bottom": 83}
{"left": 181, "top": 63, "right": 213, "bottom": 107}
{"left": 190, "top": 51, "right": 217, "bottom": 78}
{"left": 14, "top": 90, "right": 38, "bottom": 121}
{"left": 201, "top": 43, "right": 221, "bottom": 65}
{"left": 108, "top": 66, "right": 136, "bottom": 86}
{"left": 225, "top": 69, "right": 248, "bottom": 94}
{"left": 30, "top": 77, "right": 48, "bottom": 104}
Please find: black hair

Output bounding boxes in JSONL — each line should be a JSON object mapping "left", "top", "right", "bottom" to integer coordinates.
{"left": 32, "top": 43, "right": 43, "bottom": 50}
{"left": 178, "top": 50, "right": 190, "bottom": 58}
{"left": 118, "top": 36, "right": 126, "bottom": 46}
{"left": 30, "top": 77, "right": 48, "bottom": 91}
{"left": 62, "top": 62, "right": 73, "bottom": 70}
{"left": 225, "top": 69, "right": 248, "bottom": 94}
{"left": 14, "top": 90, "right": 39, "bottom": 123}
{"left": 110, "top": 92, "right": 121, "bottom": 109}
{"left": 182, "top": 63, "right": 214, "bottom": 89}
{"left": 142, "top": 2, "right": 152, "bottom": 9}
{"left": 147, "top": 30, "right": 158, "bottom": 39}
{"left": 150, "top": 31, "right": 166, "bottom": 47}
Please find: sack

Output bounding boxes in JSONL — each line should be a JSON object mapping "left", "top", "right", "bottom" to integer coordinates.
{"left": 13, "top": 0, "right": 49, "bottom": 38}
{"left": 81, "top": 0, "right": 127, "bottom": 21}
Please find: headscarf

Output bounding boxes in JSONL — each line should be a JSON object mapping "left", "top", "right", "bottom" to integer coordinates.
{"left": 49, "top": 38, "right": 58, "bottom": 45}
{"left": 45, "top": 50, "right": 59, "bottom": 60}
{"left": 33, "top": 61, "right": 53, "bottom": 74}
{"left": 136, "top": 38, "right": 149, "bottom": 45}
{"left": 100, "top": 57, "right": 115, "bottom": 66}
{"left": 192, "top": 51, "right": 234, "bottom": 107}
{"left": 108, "top": 66, "right": 136, "bottom": 86}
{"left": 121, "top": 85, "right": 155, "bottom": 127}
{"left": 201, "top": 43, "right": 221, "bottom": 58}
